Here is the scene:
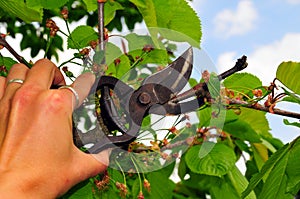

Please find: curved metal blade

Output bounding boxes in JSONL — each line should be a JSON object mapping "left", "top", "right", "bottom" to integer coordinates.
{"left": 143, "top": 46, "right": 193, "bottom": 96}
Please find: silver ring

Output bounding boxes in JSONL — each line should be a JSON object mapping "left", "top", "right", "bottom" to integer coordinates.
{"left": 8, "top": 78, "right": 24, "bottom": 84}
{"left": 59, "top": 85, "right": 79, "bottom": 108}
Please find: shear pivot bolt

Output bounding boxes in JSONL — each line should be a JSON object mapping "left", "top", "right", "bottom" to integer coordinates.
{"left": 139, "top": 92, "right": 151, "bottom": 105}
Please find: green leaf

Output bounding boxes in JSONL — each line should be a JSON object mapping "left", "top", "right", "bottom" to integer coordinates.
{"left": 0, "top": 57, "right": 17, "bottom": 69}
{"left": 282, "top": 95, "right": 300, "bottom": 104}
{"left": 224, "top": 73, "right": 262, "bottom": 95}
{"left": 223, "top": 120, "right": 261, "bottom": 143}
{"left": 27, "top": 0, "right": 68, "bottom": 10}
{"left": 209, "top": 177, "right": 241, "bottom": 199}
{"left": 286, "top": 137, "right": 300, "bottom": 194}
{"left": 60, "top": 180, "right": 94, "bottom": 199}
{"left": 82, "top": 0, "right": 124, "bottom": 25}
{"left": 227, "top": 166, "right": 257, "bottom": 199}
{"left": 104, "top": 1, "right": 124, "bottom": 26}
{"left": 238, "top": 108, "right": 271, "bottom": 138}
{"left": 82, "top": 0, "right": 97, "bottom": 12}
{"left": 178, "top": 154, "right": 188, "bottom": 181}
{"left": 283, "top": 119, "right": 300, "bottom": 128}
{"left": 0, "top": 57, "right": 17, "bottom": 77}
{"left": 105, "top": 42, "right": 131, "bottom": 78}
{"left": 68, "top": 25, "right": 98, "bottom": 49}
{"left": 242, "top": 144, "right": 290, "bottom": 198}
{"left": 185, "top": 142, "right": 236, "bottom": 176}
{"left": 129, "top": 0, "right": 201, "bottom": 47}
{"left": 276, "top": 61, "right": 300, "bottom": 95}
{"left": 0, "top": 0, "right": 42, "bottom": 23}
{"left": 252, "top": 143, "right": 268, "bottom": 170}
{"left": 146, "top": 169, "right": 175, "bottom": 199}
{"left": 258, "top": 153, "right": 293, "bottom": 199}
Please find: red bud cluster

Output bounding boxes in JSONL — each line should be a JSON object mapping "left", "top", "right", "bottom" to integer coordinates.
{"left": 46, "top": 19, "right": 59, "bottom": 37}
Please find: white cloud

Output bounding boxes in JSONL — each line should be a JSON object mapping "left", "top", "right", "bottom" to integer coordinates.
{"left": 213, "top": 0, "right": 258, "bottom": 38}
{"left": 286, "top": 0, "right": 300, "bottom": 4}
{"left": 216, "top": 33, "right": 300, "bottom": 84}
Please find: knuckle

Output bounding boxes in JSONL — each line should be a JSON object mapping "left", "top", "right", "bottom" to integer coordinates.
{"left": 12, "top": 86, "right": 39, "bottom": 106}
{"left": 40, "top": 91, "right": 70, "bottom": 114}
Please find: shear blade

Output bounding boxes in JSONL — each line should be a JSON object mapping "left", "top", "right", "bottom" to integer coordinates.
{"left": 143, "top": 46, "right": 193, "bottom": 102}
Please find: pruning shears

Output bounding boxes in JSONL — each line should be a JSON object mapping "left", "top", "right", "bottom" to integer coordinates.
{"left": 74, "top": 47, "right": 247, "bottom": 153}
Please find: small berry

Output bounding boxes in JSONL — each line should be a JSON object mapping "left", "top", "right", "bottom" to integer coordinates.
{"left": 104, "top": 28, "right": 109, "bottom": 40}
{"left": 186, "top": 122, "right": 192, "bottom": 128}
{"left": 142, "top": 44, "right": 154, "bottom": 53}
{"left": 252, "top": 89, "right": 263, "bottom": 97}
{"left": 116, "top": 182, "right": 128, "bottom": 198}
{"left": 114, "top": 58, "right": 121, "bottom": 66}
{"left": 90, "top": 40, "right": 99, "bottom": 49}
{"left": 185, "top": 136, "right": 194, "bottom": 145}
{"left": 61, "top": 7, "right": 69, "bottom": 20}
{"left": 143, "top": 179, "right": 151, "bottom": 192}
{"left": 46, "top": 19, "right": 59, "bottom": 37}
{"left": 62, "top": 66, "right": 68, "bottom": 72}
{"left": 79, "top": 48, "right": 90, "bottom": 56}
{"left": 150, "top": 141, "right": 160, "bottom": 151}
{"left": 137, "top": 191, "right": 144, "bottom": 199}
{"left": 202, "top": 70, "right": 210, "bottom": 83}
{"left": 169, "top": 126, "right": 178, "bottom": 134}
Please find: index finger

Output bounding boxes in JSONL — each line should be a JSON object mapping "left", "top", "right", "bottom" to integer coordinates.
{"left": 23, "top": 59, "right": 65, "bottom": 90}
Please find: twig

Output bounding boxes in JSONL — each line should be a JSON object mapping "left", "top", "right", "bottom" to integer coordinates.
{"left": 98, "top": 0, "right": 106, "bottom": 53}
{"left": 172, "top": 55, "right": 248, "bottom": 103}
{"left": 227, "top": 97, "right": 300, "bottom": 119}
{"left": 0, "top": 35, "right": 32, "bottom": 68}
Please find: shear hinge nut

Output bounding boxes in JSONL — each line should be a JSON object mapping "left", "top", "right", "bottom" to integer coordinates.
{"left": 138, "top": 92, "right": 151, "bottom": 105}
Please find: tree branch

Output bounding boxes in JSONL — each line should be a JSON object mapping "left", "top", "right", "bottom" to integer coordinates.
{"left": 0, "top": 35, "right": 32, "bottom": 68}
{"left": 227, "top": 97, "right": 300, "bottom": 119}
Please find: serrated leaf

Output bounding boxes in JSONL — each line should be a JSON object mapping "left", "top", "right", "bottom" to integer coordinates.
{"left": 129, "top": 0, "right": 201, "bottom": 47}
{"left": 0, "top": 0, "right": 42, "bottom": 23}
{"left": 68, "top": 25, "right": 98, "bottom": 49}
{"left": 224, "top": 73, "right": 262, "bottom": 95}
{"left": 276, "top": 61, "right": 300, "bottom": 95}
{"left": 185, "top": 142, "right": 236, "bottom": 176}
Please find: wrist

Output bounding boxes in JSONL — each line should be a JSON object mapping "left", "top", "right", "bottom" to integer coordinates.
{"left": 0, "top": 170, "right": 60, "bottom": 199}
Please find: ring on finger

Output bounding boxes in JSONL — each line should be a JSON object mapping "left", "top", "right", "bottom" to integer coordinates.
{"left": 58, "top": 85, "right": 79, "bottom": 108}
{"left": 8, "top": 78, "right": 24, "bottom": 85}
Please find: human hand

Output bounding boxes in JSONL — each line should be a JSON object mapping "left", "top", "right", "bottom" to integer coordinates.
{"left": 0, "top": 59, "right": 109, "bottom": 198}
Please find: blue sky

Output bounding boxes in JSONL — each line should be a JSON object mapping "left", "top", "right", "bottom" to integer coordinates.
{"left": 190, "top": 0, "right": 300, "bottom": 143}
